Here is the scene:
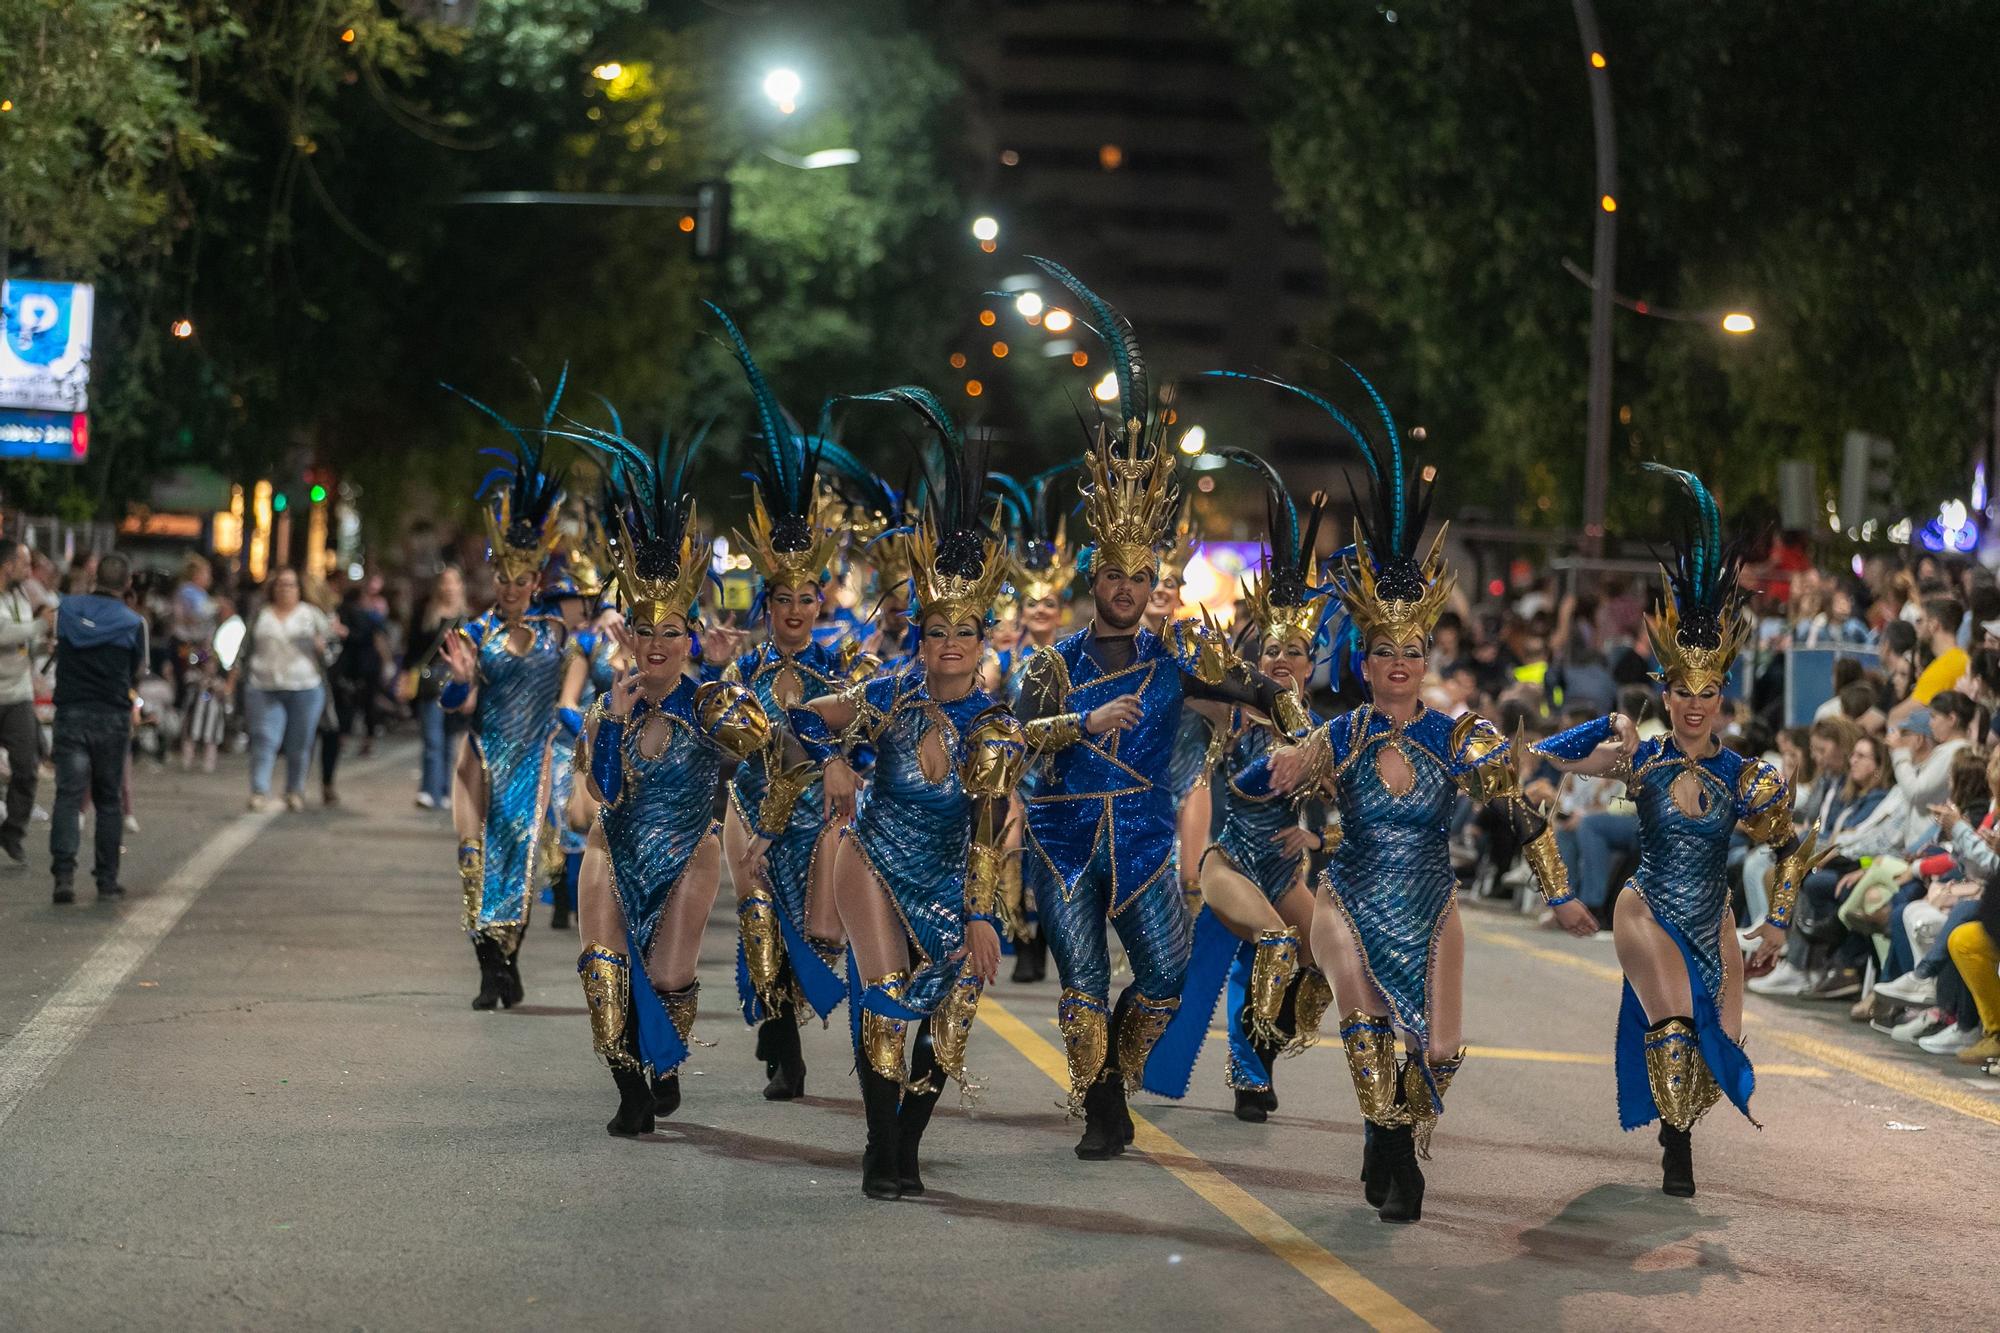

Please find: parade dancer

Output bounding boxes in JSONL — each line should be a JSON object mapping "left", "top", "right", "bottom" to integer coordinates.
{"left": 1152, "top": 502, "right": 1218, "bottom": 917}
{"left": 988, "top": 466, "right": 1079, "bottom": 982}
{"left": 439, "top": 381, "right": 571, "bottom": 1011}
{"left": 571, "top": 425, "right": 775, "bottom": 1136}
{"left": 544, "top": 519, "right": 611, "bottom": 933}
{"left": 1256, "top": 369, "right": 1573, "bottom": 1223}
{"left": 1145, "top": 464, "right": 1335, "bottom": 1123}
{"left": 708, "top": 304, "right": 853, "bottom": 1101}
{"left": 1014, "top": 261, "right": 1312, "bottom": 1160}
{"left": 1534, "top": 465, "right": 1816, "bottom": 1197}
{"left": 787, "top": 388, "right": 1026, "bottom": 1199}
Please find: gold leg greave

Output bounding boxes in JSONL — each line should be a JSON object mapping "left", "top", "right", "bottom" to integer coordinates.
{"left": 929, "top": 971, "right": 985, "bottom": 1092}
{"left": 1115, "top": 991, "right": 1180, "bottom": 1092}
{"left": 1403, "top": 1048, "right": 1466, "bottom": 1160}
{"left": 1057, "top": 988, "right": 1110, "bottom": 1115}
{"left": 577, "top": 944, "right": 635, "bottom": 1070}
{"left": 1000, "top": 851, "right": 1029, "bottom": 944}
{"left": 457, "top": 839, "right": 484, "bottom": 934}
{"left": 1247, "top": 927, "right": 1302, "bottom": 1044}
{"left": 659, "top": 981, "right": 699, "bottom": 1073}
{"left": 483, "top": 922, "right": 524, "bottom": 955}
{"left": 1286, "top": 966, "right": 1334, "bottom": 1054}
{"left": 1645, "top": 1017, "right": 1722, "bottom": 1131}
{"left": 737, "top": 885, "right": 786, "bottom": 1014}
{"left": 860, "top": 971, "right": 911, "bottom": 1085}
{"left": 1340, "top": 1010, "right": 1409, "bottom": 1127}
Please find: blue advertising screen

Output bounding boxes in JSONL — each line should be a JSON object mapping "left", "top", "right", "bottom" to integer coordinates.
{"left": 0, "top": 409, "right": 89, "bottom": 462}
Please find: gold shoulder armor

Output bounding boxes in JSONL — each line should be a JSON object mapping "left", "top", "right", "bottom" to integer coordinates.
{"left": 1450, "top": 712, "right": 1516, "bottom": 801}
{"left": 1022, "top": 643, "right": 1072, "bottom": 702}
{"left": 694, "top": 679, "right": 772, "bottom": 761}
{"left": 960, "top": 708, "right": 1029, "bottom": 799}
{"left": 1737, "top": 760, "right": 1793, "bottom": 843}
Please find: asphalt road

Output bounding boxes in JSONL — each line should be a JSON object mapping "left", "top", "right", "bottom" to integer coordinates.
{"left": 2, "top": 742, "right": 1995, "bottom": 1332}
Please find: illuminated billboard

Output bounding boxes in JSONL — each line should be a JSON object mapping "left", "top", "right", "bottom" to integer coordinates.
{"left": 1, "top": 279, "right": 94, "bottom": 412}
{"left": 0, "top": 409, "right": 89, "bottom": 463}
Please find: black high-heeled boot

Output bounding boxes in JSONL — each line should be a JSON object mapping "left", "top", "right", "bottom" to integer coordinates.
{"left": 897, "top": 1021, "right": 945, "bottom": 1195}
{"left": 497, "top": 945, "right": 525, "bottom": 1009}
{"left": 607, "top": 1062, "right": 656, "bottom": 1137}
{"left": 762, "top": 1001, "right": 807, "bottom": 1101}
{"left": 1659, "top": 1123, "right": 1696, "bottom": 1197}
{"left": 1073, "top": 1073, "right": 1125, "bottom": 1160}
{"left": 1362, "top": 1121, "right": 1389, "bottom": 1208}
{"left": 1011, "top": 924, "right": 1047, "bottom": 983}
{"left": 858, "top": 1065, "right": 905, "bottom": 1200}
{"left": 470, "top": 938, "right": 504, "bottom": 1011}
{"left": 549, "top": 872, "right": 572, "bottom": 932}
{"left": 1376, "top": 1122, "right": 1424, "bottom": 1223}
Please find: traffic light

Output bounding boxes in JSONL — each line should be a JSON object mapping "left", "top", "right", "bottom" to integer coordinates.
{"left": 693, "top": 180, "right": 731, "bottom": 261}
{"left": 1839, "top": 430, "right": 1896, "bottom": 532}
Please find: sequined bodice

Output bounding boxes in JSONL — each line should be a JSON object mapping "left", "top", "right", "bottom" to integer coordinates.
{"left": 1630, "top": 739, "right": 1743, "bottom": 901}
{"left": 475, "top": 614, "right": 564, "bottom": 760}
{"left": 1327, "top": 709, "right": 1457, "bottom": 890}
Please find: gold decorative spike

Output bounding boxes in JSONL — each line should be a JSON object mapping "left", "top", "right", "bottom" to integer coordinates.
{"left": 1403, "top": 1048, "right": 1466, "bottom": 1160}
{"left": 1340, "top": 1010, "right": 1410, "bottom": 1127}
{"left": 1115, "top": 991, "right": 1179, "bottom": 1091}
{"left": 1644, "top": 1017, "right": 1722, "bottom": 1131}
{"left": 1009, "top": 514, "right": 1079, "bottom": 605}
{"left": 577, "top": 944, "right": 636, "bottom": 1070}
{"left": 482, "top": 488, "right": 564, "bottom": 584}
{"left": 1240, "top": 566, "right": 1331, "bottom": 661}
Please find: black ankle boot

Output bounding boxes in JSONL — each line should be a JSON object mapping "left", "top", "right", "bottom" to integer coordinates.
{"left": 498, "top": 947, "right": 525, "bottom": 1009}
{"left": 652, "top": 1072, "right": 681, "bottom": 1118}
{"left": 1659, "top": 1123, "right": 1696, "bottom": 1197}
{"left": 1362, "top": 1121, "right": 1389, "bottom": 1208}
{"left": 471, "top": 939, "right": 504, "bottom": 1010}
{"left": 1074, "top": 1074, "right": 1126, "bottom": 1160}
{"left": 1233, "top": 1088, "right": 1269, "bottom": 1122}
{"left": 606, "top": 1061, "right": 655, "bottom": 1137}
{"left": 1376, "top": 1123, "right": 1424, "bottom": 1223}
{"left": 1255, "top": 1038, "right": 1281, "bottom": 1114}
{"left": 1011, "top": 925, "right": 1047, "bottom": 983}
{"left": 858, "top": 1066, "right": 904, "bottom": 1200}
{"left": 549, "top": 885, "right": 570, "bottom": 931}
{"left": 897, "top": 1023, "right": 944, "bottom": 1194}
{"left": 762, "top": 1002, "right": 807, "bottom": 1101}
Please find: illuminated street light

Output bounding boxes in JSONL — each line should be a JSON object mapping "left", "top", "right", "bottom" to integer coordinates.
{"left": 759, "top": 146, "right": 861, "bottom": 171}
{"left": 170, "top": 318, "right": 195, "bottom": 339}
{"left": 593, "top": 62, "right": 624, "bottom": 81}
{"left": 762, "top": 67, "right": 802, "bottom": 114}
{"left": 1178, "top": 425, "right": 1206, "bottom": 456}
{"left": 1092, "top": 372, "right": 1119, "bottom": 403}
{"left": 1015, "top": 291, "right": 1044, "bottom": 319}
{"left": 1044, "top": 308, "right": 1073, "bottom": 333}
{"left": 1720, "top": 311, "right": 1757, "bottom": 335}
{"left": 971, "top": 216, "right": 1000, "bottom": 243}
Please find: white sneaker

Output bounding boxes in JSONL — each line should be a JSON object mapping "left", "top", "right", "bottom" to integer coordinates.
{"left": 1747, "top": 960, "right": 1809, "bottom": 996}
{"left": 1874, "top": 972, "right": 1937, "bottom": 1006}
{"left": 248, "top": 795, "right": 272, "bottom": 813}
{"left": 414, "top": 792, "right": 437, "bottom": 810}
{"left": 123, "top": 814, "right": 140, "bottom": 834}
{"left": 1918, "top": 1023, "right": 1981, "bottom": 1055}
{"left": 1890, "top": 1008, "right": 1944, "bottom": 1043}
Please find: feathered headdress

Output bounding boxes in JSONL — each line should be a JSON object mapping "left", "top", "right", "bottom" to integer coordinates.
{"left": 846, "top": 387, "right": 1006, "bottom": 632}
{"left": 706, "top": 303, "right": 840, "bottom": 594}
{"left": 991, "top": 462, "right": 1080, "bottom": 605}
{"left": 1643, "top": 463, "right": 1747, "bottom": 693}
{"left": 1212, "top": 444, "right": 1332, "bottom": 653}
{"left": 580, "top": 418, "right": 710, "bottom": 630}
{"left": 545, "top": 500, "right": 611, "bottom": 603}
{"left": 1207, "top": 366, "right": 1450, "bottom": 651}
{"left": 1029, "top": 258, "right": 1179, "bottom": 578}
{"left": 448, "top": 369, "right": 571, "bottom": 584}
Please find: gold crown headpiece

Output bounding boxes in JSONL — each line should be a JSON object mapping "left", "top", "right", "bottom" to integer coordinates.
{"left": 1081, "top": 419, "right": 1179, "bottom": 578}
{"left": 1337, "top": 522, "right": 1454, "bottom": 651}
{"left": 1642, "top": 462, "right": 1746, "bottom": 693}
{"left": 737, "top": 483, "right": 840, "bottom": 592}
{"left": 912, "top": 509, "right": 1009, "bottom": 630}
{"left": 481, "top": 490, "right": 564, "bottom": 584}
{"left": 1645, "top": 571, "right": 1747, "bottom": 695}
{"left": 1009, "top": 514, "right": 1078, "bottom": 604}
{"left": 610, "top": 503, "right": 707, "bottom": 629}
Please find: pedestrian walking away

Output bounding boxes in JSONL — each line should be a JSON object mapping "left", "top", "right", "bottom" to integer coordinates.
{"left": 49, "top": 551, "right": 148, "bottom": 903}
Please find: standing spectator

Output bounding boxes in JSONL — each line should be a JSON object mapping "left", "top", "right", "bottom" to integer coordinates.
{"left": 244, "top": 568, "right": 334, "bottom": 813}
{"left": 321, "top": 585, "right": 386, "bottom": 805}
{"left": 405, "top": 566, "right": 468, "bottom": 811}
{"left": 0, "top": 541, "right": 53, "bottom": 867}
{"left": 50, "top": 551, "right": 147, "bottom": 904}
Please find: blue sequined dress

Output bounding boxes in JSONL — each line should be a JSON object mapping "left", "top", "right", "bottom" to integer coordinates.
{"left": 548, "top": 628, "right": 618, "bottom": 861}
{"left": 726, "top": 640, "right": 846, "bottom": 1020}
{"left": 839, "top": 670, "right": 1007, "bottom": 1019}
{"left": 1538, "top": 723, "right": 1778, "bottom": 1129}
{"left": 463, "top": 611, "right": 565, "bottom": 937}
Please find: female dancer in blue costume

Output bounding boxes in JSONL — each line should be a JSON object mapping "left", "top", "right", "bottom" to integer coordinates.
{"left": 787, "top": 388, "right": 1026, "bottom": 1199}
{"left": 1259, "top": 368, "right": 1575, "bottom": 1223}
{"left": 1533, "top": 465, "right": 1816, "bottom": 1197}
{"left": 542, "top": 518, "right": 612, "bottom": 934}
{"left": 569, "top": 424, "right": 774, "bottom": 1137}
{"left": 706, "top": 304, "right": 855, "bottom": 1102}
{"left": 438, "top": 380, "right": 572, "bottom": 1011}
{"left": 1144, "top": 461, "right": 1336, "bottom": 1123}
{"left": 987, "top": 467, "right": 1078, "bottom": 982}
{"left": 1151, "top": 504, "right": 1219, "bottom": 917}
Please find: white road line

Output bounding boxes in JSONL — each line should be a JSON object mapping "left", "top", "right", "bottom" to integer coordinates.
{"left": 0, "top": 747, "right": 413, "bottom": 1132}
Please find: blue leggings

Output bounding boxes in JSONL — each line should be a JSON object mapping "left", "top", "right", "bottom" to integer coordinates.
{"left": 1038, "top": 838, "right": 1191, "bottom": 1003}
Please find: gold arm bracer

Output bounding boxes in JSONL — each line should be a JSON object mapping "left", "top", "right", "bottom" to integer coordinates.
{"left": 756, "top": 759, "right": 818, "bottom": 835}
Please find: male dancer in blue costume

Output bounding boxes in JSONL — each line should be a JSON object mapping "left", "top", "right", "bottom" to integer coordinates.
{"left": 1012, "top": 261, "right": 1314, "bottom": 1160}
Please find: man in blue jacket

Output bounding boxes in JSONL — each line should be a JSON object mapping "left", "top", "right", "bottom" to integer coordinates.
{"left": 51, "top": 552, "right": 147, "bottom": 904}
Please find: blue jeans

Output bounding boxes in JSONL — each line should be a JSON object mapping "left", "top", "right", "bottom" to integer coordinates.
{"left": 248, "top": 684, "right": 325, "bottom": 797}
{"left": 1883, "top": 878, "right": 1930, "bottom": 980}
{"left": 419, "top": 698, "right": 452, "bottom": 804}
{"left": 1570, "top": 811, "right": 1640, "bottom": 912}
{"left": 49, "top": 705, "right": 130, "bottom": 889}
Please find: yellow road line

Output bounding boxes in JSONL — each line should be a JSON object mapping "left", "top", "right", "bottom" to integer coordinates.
{"left": 981, "top": 995, "right": 1434, "bottom": 1333}
{"left": 1464, "top": 919, "right": 2000, "bottom": 1129}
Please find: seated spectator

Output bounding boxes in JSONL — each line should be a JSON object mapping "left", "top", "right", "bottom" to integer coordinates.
{"left": 1943, "top": 902, "right": 2000, "bottom": 1066}
{"left": 1889, "top": 596, "right": 1967, "bottom": 722}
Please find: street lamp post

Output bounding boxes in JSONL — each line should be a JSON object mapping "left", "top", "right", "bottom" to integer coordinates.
{"left": 1571, "top": 0, "right": 1617, "bottom": 558}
